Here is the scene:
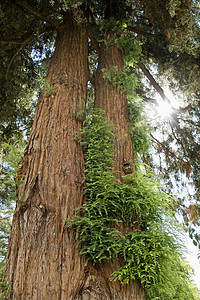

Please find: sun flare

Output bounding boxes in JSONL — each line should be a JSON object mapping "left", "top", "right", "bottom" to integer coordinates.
{"left": 157, "top": 100, "right": 173, "bottom": 118}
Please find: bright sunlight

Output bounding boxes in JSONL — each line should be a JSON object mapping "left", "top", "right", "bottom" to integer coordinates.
{"left": 156, "top": 99, "right": 174, "bottom": 118}
{"left": 155, "top": 89, "right": 181, "bottom": 119}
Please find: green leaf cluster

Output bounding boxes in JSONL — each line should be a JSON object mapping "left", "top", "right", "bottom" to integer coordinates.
{"left": 117, "top": 36, "right": 142, "bottom": 68}
{"left": 101, "top": 37, "right": 141, "bottom": 95}
{"left": 128, "top": 98, "right": 150, "bottom": 155}
{"left": 37, "top": 75, "right": 56, "bottom": 97}
{"left": 102, "top": 66, "right": 138, "bottom": 95}
{"left": 167, "top": 0, "right": 199, "bottom": 56}
{"left": 66, "top": 109, "right": 196, "bottom": 298}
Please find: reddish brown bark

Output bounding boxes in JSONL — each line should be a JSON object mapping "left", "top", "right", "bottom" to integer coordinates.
{"left": 4, "top": 15, "right": 145, "bottom": 300}
{"left": 95, "top": 40, "right": 136, "bottom": 180}
{"left": 93, "top": 39, "right": 146, "bottom": 299}
{"left": 4, "top": 14, "right": 90, "bottom": 299}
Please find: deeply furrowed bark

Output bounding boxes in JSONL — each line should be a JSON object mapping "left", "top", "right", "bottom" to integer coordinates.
{"left": 92, "top": 39, "right": 146, "bottom": 299}
{"left": 4, "top": 14, "right": 90, "bottom": 299}
{"left": 95, "top": 41, "right": 136, "bottom": 180}
{"left": 4, "top": 14, "right": 145, "bottom": 300}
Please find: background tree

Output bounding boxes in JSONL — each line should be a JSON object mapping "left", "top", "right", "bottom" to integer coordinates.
{"left": 0, "top": 0, "right": 200, "bottom": 299}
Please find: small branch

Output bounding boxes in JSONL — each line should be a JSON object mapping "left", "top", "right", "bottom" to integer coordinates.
{"left": 171, "top": 118, "right": 200, "bottom": 152}
{"left": 176, "top": 104, "right": 193, "bottom": 113}
{"left": 135, "top": 88, "right": 157, "bottom": 103}
{"left": 150, "top": 133, "right": 187, "bottom": 163}
{"left": 126, "top": 26, "right": 163, "bottom": 39}
{"left": 5, "top": 26, "right": 55, "bottom": 81}
{"left": 138, "top": 62, "right": 171, "bottom": 104}
{"left": 15, "top": 0, "right": 60, "bottom": 28}
{"left": 179, "top": 118, "right": 200, "bottom": 129}
{"left": 180, "top": 129, "right": 200, "bottom": 150}
{"left": 5, "top": 36, "right": 33, "bottom": 81}
{"left": 0, "top": 40, "right": 24, "bottom": 45}
{"left": 169, "top": 122, "right": 187, "bottom": 156}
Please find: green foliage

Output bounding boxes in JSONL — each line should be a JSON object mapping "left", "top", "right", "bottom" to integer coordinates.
{"left": 98, "top": 18, "right": 128, "bottom": 44}
{"left": 0, "top": 1, "right": 55, "bottom": 142}
{"left": 0, "top": 210, "right": 12, "bottom": 267}
{"left": 167, "top": 0, "right": 199, "bottom": 56}
{"left": 0, "top": 272, "right": 12, "bottom": 300}
{"left": 0, "top": 134, "right": 25, "bottom": 201}
{"left": 117, "top": 36, "right": 142, "bottom": 68}
{"left": 66, "top": 109, "right": 196, "bottom": 298}
{"left": 0, "top": 213, "right": 13, "bottom": 299}
{"left": 35, "top": 72, "right": 56, "bottom": 98}
{"left": 2, "top": 135, "right": 25, "bottom": 172}
{"left": 128, "top": 98, "right": 150, "bottom": 155}
{"left": 0, "top": 135, "right": 25, "bottom": 292}
{"left": 146, "top": 259, "right": 200, "bottom": 300}
{"left": 42, "top": 80, "right": 56, "bottom": 97}
{"left": 102, "top": 66, "right": 138, "bottom": 94}
{"left": 101, "top": 36, "right": 142, "bottom": 95}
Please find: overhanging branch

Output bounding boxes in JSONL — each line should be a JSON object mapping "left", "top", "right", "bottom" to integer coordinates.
{"left": 5, "top": 36, "right": 33, "bottom": 81}
{"left": 138, "top": 62, "right": 171, "bottom": 104}
{"left": 138, "top": 62, "right": 193, "bottom": 114}
{"left": 15, "top": 0, "right": 60, "bottom": 28}
{"left": 0, "top": 40, "right": 24, "bottom": 45}
{"left": 126, "top": 26, "right": 163, "bottom": 39}
{"left": 5, "top": 26, "right": 55, "bottom": 81}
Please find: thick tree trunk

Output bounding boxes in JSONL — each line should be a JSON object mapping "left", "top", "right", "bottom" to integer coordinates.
{"left": 4, "top": 15, "right": 145, "bottom": 300}
{"left": 95, "top": 41, "right": 136, "bottom": 180}
{"left": 92, "top": 40, "right": 146, "bottom": 299}
{"left": 4, "top": 14, "right": 90, "bottom": 299}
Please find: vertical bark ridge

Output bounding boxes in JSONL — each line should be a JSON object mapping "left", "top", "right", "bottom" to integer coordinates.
{"left": 4, "top": 14, "right": 89, "bottom": 299}
{"left": 95, "top": 41, "right": 136, "bottom": 181}
{"left": 89, "top": 40, "right": 146, "bottom": 299}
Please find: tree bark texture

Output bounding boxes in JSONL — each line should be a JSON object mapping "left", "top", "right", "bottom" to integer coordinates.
{"left": 92, "top": 40, "right": 146, "bottom": 299}
{"left": 4, "top": 15, "right": 90, "bottom": 299}
{"left": 4, "top": 16, "right": 145, "bottom": 300}
{"left": 94, "top": 40, "right": 136, "bottom": 181}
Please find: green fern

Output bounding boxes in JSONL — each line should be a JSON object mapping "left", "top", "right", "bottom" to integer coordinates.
{"left": 66, "top": 109, "right": 195, "bottom": 299}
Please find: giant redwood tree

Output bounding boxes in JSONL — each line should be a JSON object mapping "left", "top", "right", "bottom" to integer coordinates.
{"left": 1, "top": 0, "right": 200, "bottom": 299}
{"left": 3, "top": 10, "right": 91, "bottom": 299}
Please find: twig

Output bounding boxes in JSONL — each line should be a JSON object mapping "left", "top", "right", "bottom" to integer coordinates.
{"left": 0, "top": 40, "right": 24, "bottom": 45}
{"left": 179, "top": 118, "right": 200, "bottom": 129}
{"left": 150, "top": 133, "right": 187, "bottom": 163}
{"left": 135, "top": 88, "right": 157, "bottom": 103}
{"left": 169, "top": 122, "right": 187, "bottom": 156}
